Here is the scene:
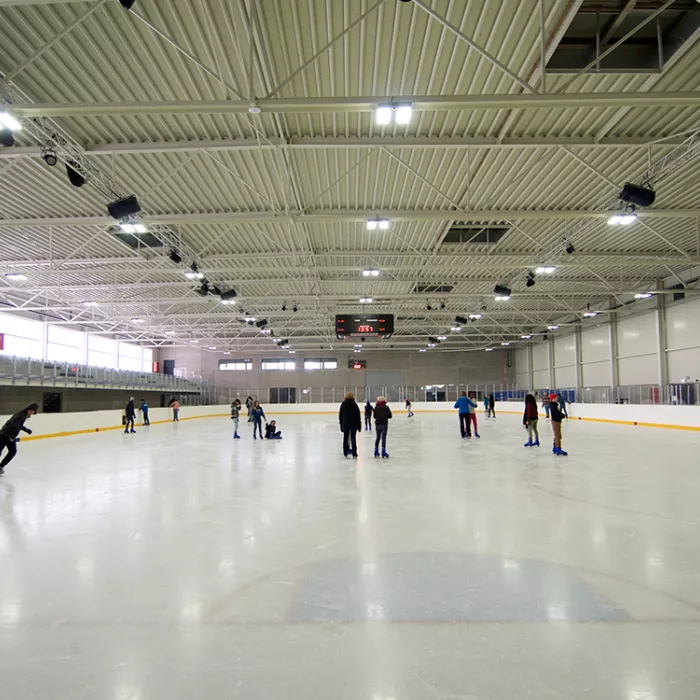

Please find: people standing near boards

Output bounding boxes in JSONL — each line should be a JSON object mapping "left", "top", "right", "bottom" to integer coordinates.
{"left": 549, "top": 394, "right": 568, "bottom": 456}
{"left": 373, "top": 396, "right": 392, "bottom": 459}
{"left": 523, "top": 394, "right": 540, "bottom": 447}
{"left": 231, "top": 398, "right": 241, "bottom": 439}
{"left": 124, "top": 397, "right": 136, "bottom": 434}
{"left": 339, "top": 391, "right": 361, "bottom": 459}
{"left": 364, "top": 400, "right": 374, "bottom": 431}
{"left": 251, "top": 401, "right": 266, "bottom": 440}
{"left": 168, "top": 397, "right": 180, "bottom": 422}
{"left": 0, "top": 403, "right": 39, "bottom": 475}
{"left": 454, "top": 391, "right": 477, "bottom": 439}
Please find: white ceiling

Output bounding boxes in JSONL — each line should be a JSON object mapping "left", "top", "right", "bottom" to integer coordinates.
{"left": 0, "top": 0, "right": 699, "bottom": 354}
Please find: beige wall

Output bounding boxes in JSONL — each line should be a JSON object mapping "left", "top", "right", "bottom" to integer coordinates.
{"left": 158, "top": 345, "right": 514, "bottom": 391}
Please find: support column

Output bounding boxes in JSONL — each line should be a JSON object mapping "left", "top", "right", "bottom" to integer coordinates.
{"left": 656, "top": 287, "right": 668, "bottom": 386}
{"left": 609, "top": 310, "right": 619, "bottom": 388}
{"left": 527, "top": 344, "right": 534, "bottom": 391}
{"left": 574, "top": 325, "right": 584, "bottom": 394}
{"left": 548, "top": 335, "right": 556, "bottom": 389}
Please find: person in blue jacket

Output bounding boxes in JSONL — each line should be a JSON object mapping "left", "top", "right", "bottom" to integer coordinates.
{"left": 454, "top": 391, "right": 477, "bottom": 439}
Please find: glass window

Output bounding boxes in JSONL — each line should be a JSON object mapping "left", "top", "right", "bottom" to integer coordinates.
{"left": 1, "top": 335, "right": 43, "bottom": 360}
{"left": 118, "top": 341, "right": 142, "bottom": 359}
{"left": 142, "top": 348, "right": 153, "bottom": 373}
{"left": 0, "top": 312, "right": 43, "bottom": 341}
{"left": 262, "top": 359, "right": 296, "bottom": 371}
{"left": 88, "top": 350, "right": 115, "bottom": 369}
{"left": 304, "top": 358, "right": 338, "bottom": 370}
{"left": 219, "top": 359, "right": 253, "bottom": 371}
{"left": 46, "top": 342, "right": 84, "bottom": 364}
{"left": 88, "top": 335, "right": 115, "bottom": 353}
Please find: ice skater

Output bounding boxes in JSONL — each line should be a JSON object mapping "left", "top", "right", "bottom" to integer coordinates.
{"left": 468, "top": 391, "right": 480, "bottom": 438}
{"left": 339, "top": 391, "right": 361, "bottom": 459}
{"left": 140, "top": 398, "right": 150, "bottom": 426}
{"left": 405, "top": 397, "right": 414, "bottom": 418}
{"left": 486, "top": 393, "right": 496, "bottom": 419}
{"left": 364, "top": 399, "right": 374, "bottom": 431}
{"left": 523, "top": 394, "right": 540, "bottom": 447}
{"left": 245, "top": 396, "right": 254, "bottom": 422}
{"left": 265, "top": 420, "right": 282, "bottom": 439}
{"left": 124, "top": 397, "right": 136, "bottom": 434}
{"left": 549, "top": 393, "right": 567, "bottom": 456}
{"left": 231, "top": 398, "right": 241, "bottom": 439}
{"left": 542, "top": 392, "right": 551, "bottom": 419}
{"left": 454, "top": 391, "right": 477, "bottom": 439}
{"left": 0, "top": 403, "right": 38, "bottom": 475}
{"left": 373, "top": 396, "right": 392, "bottom": 458}
{"left": 251, "top": 401, "right": 266, "bottom": 440}
{"left": 168, "top": 397, "right": 180, "bottom": 422}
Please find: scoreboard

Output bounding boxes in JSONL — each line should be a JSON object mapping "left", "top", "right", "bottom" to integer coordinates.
{"left": 335, "top": 314, "right": 394, "bottom": 339}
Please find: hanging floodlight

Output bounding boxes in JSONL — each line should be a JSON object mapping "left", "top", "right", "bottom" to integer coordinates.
{"left": 41, "top": 143, "right": 58, "bottom": 167}
{"left": 619, "top": 182, "right": 655, "bottom": 208}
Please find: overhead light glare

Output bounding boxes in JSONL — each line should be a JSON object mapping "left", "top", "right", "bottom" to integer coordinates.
{"left": 367, "top": 218, "right": 389, "bottom": 230}
{"left": 5, "top": 273, "right": 27, "bottom": 281}
{"left": 583, "top": 311, "right": 599, "bottom": 318}
{"left": 82, "top": 301, "right": 99, "bottom": 307}
{"left": 419, "top": 349, "right": 427, "bottom": 352}
{"left": 375, "top": 105, "right": 392, "bottom": 125}
{"left": 395, "top": 104, "right": 413, "bottom": 124}
{"left": 131, "top": 318, "right": 145, "bottom": 324}
{"left": 450, "top": 325, "right": 462, "bottom": 332}
{"left": 469, "top": 313, "right": 482, "bottom": 320}
{"left": 208, "top": 346, "right": 216, "bottom": 350}
{"left": 521, "top": 335, "right": 532, "bottom": 339}
{"left": 495, "top": 295, "right": 511, "bottom": 301}
{"left": 0, "top": 111, "right": 22, "bottom": 131}
{"left": 535, "top": 266, "right": 556, "bottom": 274}
{"left": 607, "top": 213, "right": 638, "bottom": 226}
{"left": 501, "top": 342, "right": 511, "bottom": 346}
{"left": 360, "top": 297, "right": 373, "bottom": 304}
{"left": 437, "top": 336, "right": 448, "bottom": 341}
{"left": 485, "top": 348, "right": 494, "bottom": 352}
{"left": 548, "top": 325, "right": 559, "bottom": 330}
{"left": 635, "top": 292, "right": 653, "bottom": 299}
{"left": 362, "top": 268, "right": 380, "bottom": 277}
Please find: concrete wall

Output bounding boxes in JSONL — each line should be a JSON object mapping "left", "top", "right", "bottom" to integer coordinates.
{"left": 0, "top": 387, "right": 170, "bottom": 414}
{"left": 158, "top": 346, "right": 515, "bottom": 390}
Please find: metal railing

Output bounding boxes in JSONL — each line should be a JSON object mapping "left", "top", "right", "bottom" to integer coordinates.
{"left": 0, "top": 354, "right": 204, "bottom": 394}
{"left": 200, "top": 382, "right": 700, "bottom": 407}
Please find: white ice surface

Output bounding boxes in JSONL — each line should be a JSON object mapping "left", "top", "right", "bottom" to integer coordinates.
{"left": 1, "top": 410, "right": 699, "bottom": 699}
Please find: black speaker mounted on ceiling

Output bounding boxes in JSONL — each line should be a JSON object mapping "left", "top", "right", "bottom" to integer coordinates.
{"left": 66, "top": 160, "right": 86, "bottom": 187}
{"left": 107, "top": 194, "right": 141, "bottom": 220}
{"left": 619, "top": 182, "right": 656, "bottom": 208}
{"left": 0, "top": 129, "right": 14, "bottom": 147}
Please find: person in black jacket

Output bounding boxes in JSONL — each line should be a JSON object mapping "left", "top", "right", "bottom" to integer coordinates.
{"left": 0, "top": 403, "right": 39, "bottom": 474}
{"left": 549, "top": 393, "right": 567, "bottom": 456}
{"left": 339, "top": 391, "right": 361, "bottom": 459}
{"left": 364, "top": 400, "right": 374, "bottom": 431}
{"left": 124, "top": 397, "right": 136, "bottom": 434}
{"left": 373, "top": 396, "right": 392, "bottom": 458}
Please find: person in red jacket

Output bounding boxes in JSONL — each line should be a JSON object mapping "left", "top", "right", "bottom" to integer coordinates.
{"left": 523, "top": 394, "right": 540, "bottom": 447}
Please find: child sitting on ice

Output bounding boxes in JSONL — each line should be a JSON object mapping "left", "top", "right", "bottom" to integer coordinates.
{"left": 264, "top": 420, "right": 282, "bottom": 440}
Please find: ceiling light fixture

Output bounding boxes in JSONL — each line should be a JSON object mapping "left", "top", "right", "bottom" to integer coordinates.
{"left": 189, "top": 339, "right": 199, "bottom": 344}
{"left": 375, "top": 105, "right": 392, "bottom": 125}
{"left": 81, "top": 301, "right": 99, "bottom": 307}
{"left": 131, "top": 318, "right": 145, "bottom": 324}
{"left": 366, "top": 218, "right": 390, "bottom": 230}
{"left": 634, "top": 292, "right": 653, "bottom": 299}
{"left": 0, "top": 111, "right": 22, "bottom": 132}
{"left": 469, "top": 314, "right": 482, "bottom": 320}
{"left": 375, "top": 103, "right": 413, "bottom": 125}
{"left": 583, "top": 311, "right": 599, "bottom": 318}
{"left": 494, "top": 284, "right": 511, "bottom": 297}
{"left": 119, "top": 222, "right": 147, "bottom": 234}
{"left": 437, "top": 336, "right": 448, "bottom": 341}
{"left": 168, "top": 249, "right": 182, "bottom": 265}
{"left": 208, "top": 346, "right": 216, "bottom": 350}
{"left": 450, "top": 325, "right": 462, "bottom": 332}
{"left": 548, "top": 325, "right": 559, "bottom": 330}
{"left": 107, "top": 194, "right": 141, "bottom": 220}
{"left": 495, "top": 295, "right": 511, "bottom": 302}
{"left": 521, "top": 335, "right": 532, "bottom": 339}
{"left": 395, "top": 103, "right": 413, "bottom": 124}
{"left": 362, "top": 268, "right": 380, "bottom": 277}
{"left": 619, "top": 182, "right": 656, "bottom": 208}
{"left": 526, "top": 272, "right": 536, "bottom": 288}
{"left": 485, "top": 348, "right": 494, "bottom": 352}
{"left": 419, "top": 349, "right": 427, "bottom": 353}
{"left": 220, "top": 289, "right": 238, "bottom": 303}
{"left": 360, "top": 297, "right": 373, "bottom": 304}
{"left": 535, "top": 266, "right": 556, "bottom": 274}
{"left": 501, "top": 342, "right": 511, "bottom": 346}
{"left": 41, "top": 144, "right": 58, "bottom": 167}
{"left": 607, "top": 212, "right": 637, "bottom": 226}
{"left": 565, "top": 242, "right": 575, "bottom": 255}
{"left": 5, "top": 273, "right": 27, "bottom": 281}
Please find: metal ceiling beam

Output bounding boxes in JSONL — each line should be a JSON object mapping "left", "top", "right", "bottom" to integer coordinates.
{"left": 8, "top": 92, "right": 700, "bottom": 118}
{"left": 0, "top": 135, "right": 687, "bottom": 160}
{"left": 1, "top": 208, "right": 697, "bottom": 228}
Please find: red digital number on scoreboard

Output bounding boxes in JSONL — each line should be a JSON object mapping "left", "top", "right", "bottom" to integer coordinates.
{"left": 357, "top": 325, "right": 374, "bottom": 333}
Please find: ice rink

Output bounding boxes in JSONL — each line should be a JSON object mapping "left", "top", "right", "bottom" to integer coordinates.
{"left": 1, "top": 409, "right": 699, "bottom": 699}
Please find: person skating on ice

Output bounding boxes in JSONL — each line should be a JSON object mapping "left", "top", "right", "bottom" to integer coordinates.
{"left": 373, "top": 396, "right": 392, "bottom": 458}
{"left": 542, "top": 392, "right": 551, "bottom": 419}
{"left": 251, "top": 401, "right": 266, "bottom": 440}
{"left": 245, "top": 396, "right": 254, "bottom": 422}
{"left": 523, "top": 394, "right": 540, "bottom": 447}
{"left": 264, "top": 420, "right": 282, "bottom": 439}
{"left": 140, "top": 398, "right": 150, "bottom": 426}
{"left": 231, "top": 398, "right": 241, "bottom": 439}
{"left": 467, "top": 391, "right": 480, "bottom": 438}
{"left": 339, "top": 391, "right": 361, "bottom": 459}
{"left": 168, "top": 396, "right": 180, "bottom": 422}
{"left": 454, "top": 391, "right": 477, "bottom": 439}
{"left": 0, "top": 403, "right": 39, "bottom": 475}
{"left": 364, "top": 400, "right": 374, "bottom": 431}
{"left": 405, "top": 397, "right": 414, "bottom": 418}
{"left": 557, "top": 393, "right": 569, "bottom": 419}
{"left": 124, "top": 397, "right": 136, "bottom": 434}
{"left": 549, "top": 393, "right": 567, "bottom": 456}
{"left": 487, "top": 393, "right": 496, "bottom": 419}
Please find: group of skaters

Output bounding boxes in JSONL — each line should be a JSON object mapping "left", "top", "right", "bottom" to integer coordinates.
{"left": 122, "top": 396, "right": 181, "bottom": 433}
{"left": 230, "top": 397, "right": 281, "bottom": 440}
{"left": 524, "top": 392, "right": 569, "bottom": 456}
{"left": 339, "top": 392, "right": 393, "bottom": 459}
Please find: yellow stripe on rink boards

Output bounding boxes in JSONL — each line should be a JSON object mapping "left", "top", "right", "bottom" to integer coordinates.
{"left": 16, "top": 408, "right": 700, "bottom": 442}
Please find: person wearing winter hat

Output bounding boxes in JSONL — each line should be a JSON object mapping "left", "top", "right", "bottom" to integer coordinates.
{"left": 0, "top": 403, "right": 39, "bottom": 474}
{"left": 549, "top": 393, "right": 567, "bottom": 456}
{"left": 373, "top": 396, "right": 393, "bottom": 458}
